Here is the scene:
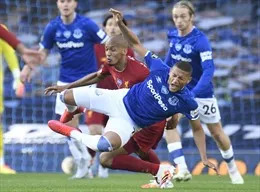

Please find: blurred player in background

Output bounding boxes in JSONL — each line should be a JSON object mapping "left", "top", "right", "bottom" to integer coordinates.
{"left": 85, "top": 14, "right": 134, "bottom": 178}
{"left": 0, "top": 24, "right": 43, "bottom": 69}
{"left": 164, "top": 0, "right": 244, "bottom": 184}
{"left": 0, "top": 24, "right": 24, "bottom": 174}
{"left": 22, "top": 0, "right": 108, "bottom": 179}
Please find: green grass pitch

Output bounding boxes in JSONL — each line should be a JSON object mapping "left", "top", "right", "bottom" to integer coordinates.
{"left": 0, "top": 173, "right": 259, "bottom": 192}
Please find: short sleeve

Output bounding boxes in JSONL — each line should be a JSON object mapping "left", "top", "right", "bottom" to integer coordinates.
{"left": 84, "top": 19, "right": 108, "bottom": 44}
{"left": 40, "top": 22, "right": 56, "bottom": 50}
{"left": 144, "top": 51, "right": 169, "bottom": 72}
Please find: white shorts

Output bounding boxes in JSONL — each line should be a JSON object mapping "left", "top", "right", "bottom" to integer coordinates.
{"left": 72, "top": 86, "right": 135, "bottom": 147}
{"left": 55, "top": 81, "right": 95, "bottom": 115}
{"left": 195, "top": 97, "right": 221, "bottom": 124}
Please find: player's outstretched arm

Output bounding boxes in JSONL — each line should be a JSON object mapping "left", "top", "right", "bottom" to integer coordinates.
{"left": 109, "top": 8, "right": 148, "bottom": 58}
{"left": 190, "top": 119, "right": 219, "bottom": 175}
{"left": 44, "top": 70, "right": 106, "bottom": 95}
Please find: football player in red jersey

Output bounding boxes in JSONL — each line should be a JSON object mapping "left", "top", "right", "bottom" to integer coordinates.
{"left": 45, "top": 34, "right": 174, "bottom": 188}
{"left": 85, "top": 15, "right": 135, "bottom": 178}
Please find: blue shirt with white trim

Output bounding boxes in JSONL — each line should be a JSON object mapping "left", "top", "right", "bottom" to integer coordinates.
{"left": 165, "top": 27, "right": 215, "bottom": 98}
{"left": 40, "top": 14, "right": 108, "bottom": 82}
{"left": 123, "top": 51, "right": 199, "bottom": 128}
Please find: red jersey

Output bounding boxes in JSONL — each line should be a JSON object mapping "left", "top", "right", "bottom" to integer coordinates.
{"left": 0, "top": 24, "right": 20, "bottom": 49}
{"left": 100, "top": 56, "right": 149, "bottom": 89}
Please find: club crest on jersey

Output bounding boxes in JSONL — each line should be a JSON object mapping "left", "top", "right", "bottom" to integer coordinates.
{"left": 63, "top": 31, "right": 71, "bottom": 39}
{"left": 155, "top": 76, "right": 162, "bottom": 83}
{"left": 161, "top": 86, "right": 169, "bottom": 94}
{"left": 175, "top": 43, "right": 182, "bottom": 51}
{"left": 168, "top": 96, "right": 179, "bottom": 106}
{"left": 183, "top": 44, "right": 192, "bottom": 54}
{"left": 73, "top": 29, "right": 83, "bottom": 39}
{"left": 116, "top": 78, "right": 123, "bottom": 87}
{"left": 56, "top": 31, "right": 62, "bottom": 38}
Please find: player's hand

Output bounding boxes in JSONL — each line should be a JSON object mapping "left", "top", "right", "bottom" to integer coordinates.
{"left": 44, "top": 85, "right": 68, "bottom": 95}
{"left": 109, "top": 8, "right": 123, "bottom": 23}
{"left": 203, "top": 160, "right": 219, "bottom": 175}
{"left": 20, "top": 65, "right": 33, "bottom": 83}
{"left": 22, "top": 49, "right": 44, "bottom": 68}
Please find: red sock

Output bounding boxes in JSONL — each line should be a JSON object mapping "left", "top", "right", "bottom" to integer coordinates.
{"left": 140, "top": 149, "right": 160, "bottom": 164}
{"left": 87, "top": 147, "right": 96, "bottom": 158}
{"left": 111, "top": 155, "right": 159, "bottom": 176}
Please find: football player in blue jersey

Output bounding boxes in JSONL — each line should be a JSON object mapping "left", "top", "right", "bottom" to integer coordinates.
{"left": 46, "top": 8, "right": 218, "bottom": 186}
{"left": 164, "top": 0, "right": 244, "bottom": 184}
{"left": 22, "top": 0, "right": 109, "bottom": 179}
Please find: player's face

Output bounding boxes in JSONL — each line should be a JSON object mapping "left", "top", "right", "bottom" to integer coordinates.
{"left": 168, "top": 66, "right": 191, "bottom": 92}
{"left": 172, "top": 7, "right": 193, "bottom": 33}
{"left": 105, "top": 43, "right": 125, "bottom": 66}
{"left": 105, "top": 18, "right": 122, "bottom": 36}
{"left": 57, "top": 0, "right": 77, "bottom": 17}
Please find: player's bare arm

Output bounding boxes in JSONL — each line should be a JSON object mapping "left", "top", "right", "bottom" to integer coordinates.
{"left": 189, "top": 119, "right": 219, "bottom": 174}
{"left": 109, "top": 8, "right": 147, "bottom": 58}
{"left": 44, "top": 70, "right": 107, "bottom": 95}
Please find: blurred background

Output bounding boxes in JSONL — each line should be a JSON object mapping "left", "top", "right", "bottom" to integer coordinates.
{"left": 0, "top": 0, "right": 259, "bottom": 175}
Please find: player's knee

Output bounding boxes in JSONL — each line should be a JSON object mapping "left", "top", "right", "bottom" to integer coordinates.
{"left": 60, "top": 89, "right": 75, "bottom": 105}
{"left": 97, "top": 136, "right": 113, "bottom": 152}
{"left": 99, "top": 152, "right": 113, "bottom": 168}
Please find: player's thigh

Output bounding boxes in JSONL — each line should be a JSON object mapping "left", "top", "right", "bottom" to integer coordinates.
{"left": 73, "top": 87, "right": 128, "bottom": 117}
{"left": 195, "top": 97, "right": 221, "bottom": 124}
{"left": 105, "top": 117, "right": 134, "bottom": 148}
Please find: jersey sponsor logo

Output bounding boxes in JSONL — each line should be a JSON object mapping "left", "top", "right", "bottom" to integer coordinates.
{"left": 175, "top": 43, "right": 182, "bottom": 51}
{"left": 168, "top": 96, "right": 179, "bottom": 106}
{"left": 63, "top": 30, "right": 71, "bottom": 39}
{"left": 97, "top": 29, "right": 106, "bottom": 39}
{"left": 56, "top": 41, "right": 84, "bottom": 48}
{"left": 170, "top": 54, "right": 192, "bottom": 62}
{"left": 147, "top": 80, "right": 168, "bottom": 111}
{"left": 183, "top": 44, "right": 192, "bottom": 54}
{"left": 200, "top": 51, "right": 212, "bottom": 62}
{"left": 155, "top": 76, "right": 162, "bottom": 83}
{"left": 161, "top": 86, "right": 169, "bottom": 94}
{"left": 190, "top": 108, "right": 199, "bottom": 119}
{"left": 116, "top": 78, "right": 123, "bottom": 87}
{"left": 56, "top": 31, "right": 62, "bottom": 37}
{"left": 73, "top": 29, "right": 83, "bottom": 39}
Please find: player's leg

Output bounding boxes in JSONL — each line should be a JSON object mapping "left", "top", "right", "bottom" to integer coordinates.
{"left": 55, "top": 82, "right": 91, "bottom": 179}
{"left": 100, "top": 142, "right": 175, "bottom": 189}
{"left": 85, "top": 111, "right": 109, "bottom": 178}
{"left": 197, "top": 97, "right": 244, "bottom": 184}
{"left": 207, "top": 122, "right": 244, "bottom": 184}
{"left": 165, "top": 117, "right": 191, "bottom": 182}
{"left": 0, "top": 80, "right": 16, "bottom": 174}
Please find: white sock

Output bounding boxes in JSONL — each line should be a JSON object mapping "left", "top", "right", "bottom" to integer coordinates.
{"left": 219, "top": 146, "right": 237, "bottom": 172}
{"left": 70, "top": 131, "right": 101, "bottom": 151}
{"left": 167, "top": 142, "right": 188, "bottom": 171}
{"left": 67, "top": 139, "right": 82, "bottom": 160}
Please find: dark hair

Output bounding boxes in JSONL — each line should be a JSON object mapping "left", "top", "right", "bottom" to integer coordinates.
{"left": 173, "top": 0, "right": 195, "bottom": 16}
{"left": 103, "top": 15, "right": 127, "bottom": 27}
{"left": 175, "top": 61, "right": 193, "bottom": 74}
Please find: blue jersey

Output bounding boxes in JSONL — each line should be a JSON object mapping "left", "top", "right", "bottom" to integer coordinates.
{"left": 123, "top": 52, "right": 199, "bottom": 127}
{"left": 165, "top": 27, "right": 215, "bottom": 98}
{"left": 40, "top": 14, "right": 108, "bottom": 83}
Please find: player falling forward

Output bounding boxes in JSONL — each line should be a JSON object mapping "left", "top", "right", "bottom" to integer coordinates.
{"left": 164, "top": 0, "right": 244, "bottom": 184}
{"left": 46, "top": 8, "right": 218, "bottom": 188}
